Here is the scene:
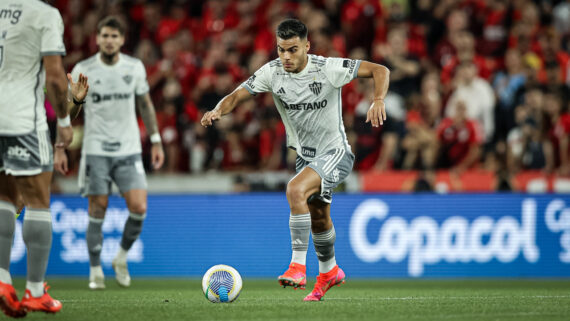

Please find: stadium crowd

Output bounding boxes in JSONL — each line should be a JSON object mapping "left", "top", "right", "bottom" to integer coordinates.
{"left": 51, "top": 0, "right": 570, "bottom": 179}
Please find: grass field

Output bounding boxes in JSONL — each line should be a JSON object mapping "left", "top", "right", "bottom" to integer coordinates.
{"left": 10, "top": 278, "right": 570, "bottom": 321}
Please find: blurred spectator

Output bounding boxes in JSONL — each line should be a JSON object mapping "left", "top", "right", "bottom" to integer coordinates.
{"left": 506, "top": 105, "right": 546, "bottom": 173}
{"left": 446, "top": 60, "right": 495, "bottom": 143}
{"left": 437, "top": 100, "right": 484, "bottom": 173}
{"left": 493, "top": 48, "right": 527, "bottom": 140}
{"left": 375, "top": 28, "right": 421, "bottom": 98}
{"left": 544, "top": 91, "right": 570, "bottom": 175}
{"left": 400, "top": 72, "right": 442, "bottom": 170}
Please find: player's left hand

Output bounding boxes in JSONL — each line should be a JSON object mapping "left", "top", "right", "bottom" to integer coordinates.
{"left": 54, "top": 147, "right": 69, "bottom": 175}
{"left": 68, "top": 73, "right": 89, "bottom": 102}
{"left": 151, "top": 144, "right": 165, "bottom": 170}
{"left": 366, "top": 99, "right": 387, "bottom": 127}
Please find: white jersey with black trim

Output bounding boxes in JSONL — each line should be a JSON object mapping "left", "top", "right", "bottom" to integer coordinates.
{"left": 241, "top": 54, "right": 360, "bottom": 160}
{"left": 0, "top": 0, "right": 66, "bottom": 135}
{"left": 71, "top": 53, "right": 149, "bottom": 156}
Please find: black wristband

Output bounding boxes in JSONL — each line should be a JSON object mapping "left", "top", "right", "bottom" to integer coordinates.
{"left": 73, "top": 97, "right": 85, "bottom": 105}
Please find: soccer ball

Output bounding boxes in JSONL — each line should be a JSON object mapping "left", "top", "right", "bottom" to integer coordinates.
{"left": 202, "top": 264, "right": 242, "bottom": 303}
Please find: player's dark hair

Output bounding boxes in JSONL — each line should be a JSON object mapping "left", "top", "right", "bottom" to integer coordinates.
{"left": 97, "top": 16, "right": 125, "bottom": 35}
{"left": 276, "top": 19, "right": 308, "bottom": 40}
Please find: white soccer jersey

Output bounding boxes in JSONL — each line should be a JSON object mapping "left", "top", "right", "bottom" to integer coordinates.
{"left": 71, "top": 53, "right": 149, "bottom": 156}
{"left": 0, "top": 0, "right": 66, "bottom": 135}
{"left": 241, "top": 54, "right": 361, "bottom": 160}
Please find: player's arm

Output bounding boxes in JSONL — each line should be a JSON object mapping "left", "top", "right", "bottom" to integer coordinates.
{"left": 43, "top": 55, "right": 73, "bottom": 148}
{"left": 200, "top": 86, "right": 253, "bottom": 127}
{"left": 357, "top": 61, "right": 390, "bottom": 127}
{"left": 136, "top": 93, "right": 164, "bottom": 170}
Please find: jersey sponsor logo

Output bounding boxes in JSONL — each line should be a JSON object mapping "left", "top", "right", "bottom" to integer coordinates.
{"left": 0, "top": 8, "right": 22, "bottom": 25}
{"left": 277, "top": 87, "right": 286, "bottom": 95}
{"left": 102, "top": 141, "right": 121, "bottom": 152}
{"left": 7, "top": 146, "right": 30, "bottom": 160}
{"left": 122, "top": 75, "right": 132, "bottom": 85}
{"left": 301, "top": 146, "right": 316, "bottom": 158}
{"left": 91, "top": 92, "right": 132, "bottom": 103}
{"left": 282, "top": 99, "right": 328, "bottom": 111}
{"left": 309, "top": 81, "right": 322, "bottom": 96}
{"left": 245, "top": 74, "right": 256, "bottom": 89}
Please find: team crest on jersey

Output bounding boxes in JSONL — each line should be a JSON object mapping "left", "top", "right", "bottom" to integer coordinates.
{"left": 122, "top": 75, "right": 133, "bottom": 84}
{"left": 309, "top": 81, "right": 322, "bottom": 96}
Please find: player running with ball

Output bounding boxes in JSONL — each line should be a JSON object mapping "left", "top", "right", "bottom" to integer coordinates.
{"left": 201, "top": 19, "right": 390, "bottom": 301}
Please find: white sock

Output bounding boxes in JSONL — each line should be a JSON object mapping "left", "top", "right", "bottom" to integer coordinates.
{"left": 291, "top": 250, "right": 307, "bottom": 265}
{"left": 0, "top": 268, "right": 12, "bottom": 284}
{"left": 319, "top": 257, "right": 337, "bottom": 274}
{"left": 115, "top": 247, "right": 128, "bottom": 262}
{"left": 90, "top": 265, "right": 104, "bottom": 277}
{"left": 26, "top": 281, "right": 44, "bottom": 297}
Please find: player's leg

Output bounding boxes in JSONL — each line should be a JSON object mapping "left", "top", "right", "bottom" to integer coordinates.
{"left": 80, "top": 155, "right": 113, "bottom": 290}
{"left": 308, "top": 199, "right": 337, "bottom": 274}
{"left": 278, "top": 166, "right": 321, "bottom": 289}
{"left": 0, "top": 173, "right": 27, "bottom": 318}
{"left": 303, "top": 149, "right": 353, "bottom": 301}
{"left": 87, "top": 195, "right": 108, "bottom": 290}
{"left": 112, "top": 189, "right": 146, "bottom": 287}
{"left": 15, "top": 172, "right": 62, "bottom": 313}
{"left": 112, "top": 154, "right": 148, "bottom": 287}
{"left": 303, "top": 198, "right": 345, "bottom": 302}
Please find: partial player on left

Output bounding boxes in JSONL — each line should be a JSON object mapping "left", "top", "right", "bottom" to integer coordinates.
{"left": 0, "top": 0, "right": 88, "bottom": 317}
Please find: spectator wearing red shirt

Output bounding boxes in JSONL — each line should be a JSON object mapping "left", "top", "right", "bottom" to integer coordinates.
{"left": 341, "top": 0, "right": 382, "bottom": 53}
{"left": 544, "top": 92, "right": 570, "bottom": 175}
{"left": 437, "top": 100, "right": 484, "bottom": 172}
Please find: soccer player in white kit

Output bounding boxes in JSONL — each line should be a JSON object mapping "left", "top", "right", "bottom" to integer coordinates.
{"left": 201, "top": 19, "right": 390, "bottom": 301}
{"left": 0, "top": 0, "right": 89, "bottom": 316}
{"left": 65, "top": 16, "right": 164, "bottom": 290}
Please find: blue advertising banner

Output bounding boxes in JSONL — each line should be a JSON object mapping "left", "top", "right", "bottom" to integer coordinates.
{"left": 9, "top": 194, "right": 570, "bottom": 278}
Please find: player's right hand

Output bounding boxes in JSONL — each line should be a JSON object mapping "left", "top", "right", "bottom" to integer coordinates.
{"left": 55, "top": 125, "right": 73, "bottom": 149}
{"left": 54, "top": 148, "right": 68, "bottom": 175}
{"left": 201, "top": 109, "right": 222, "bottom": 127}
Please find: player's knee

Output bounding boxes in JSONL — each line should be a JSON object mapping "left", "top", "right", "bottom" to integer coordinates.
{"left": 129, "top": 202, "right": 147, "bottom": 215}
{"left": 89, "top": 204, "right": 107, "bottom": 219}
{"left": 286, "top": 183, "right": 306, "bottom": 206}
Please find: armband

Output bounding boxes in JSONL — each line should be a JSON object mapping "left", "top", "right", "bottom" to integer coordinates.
{"left": 150, "top": 133, "right": 162, "bottom": 144}
{"left": 57, "top": 115, "right": 71, "bottom": 127}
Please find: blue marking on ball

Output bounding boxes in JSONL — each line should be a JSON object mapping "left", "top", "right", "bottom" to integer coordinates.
{"left": 219, "top": 286, "right": 228, "bottom": 302}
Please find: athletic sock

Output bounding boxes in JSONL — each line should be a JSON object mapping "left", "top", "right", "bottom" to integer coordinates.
{"left": 313, "top": 226, "right": 337, "bottom": 273}
{"left": 0, "top": 201, "right": 16, "bottom": 285}
{"left": 120, "top": 212, "right": 145, "bottom": 252}
{"left": 289, "top": 213, "right": 311, "bottom": 266}
{"left": 86, "top": 217, "right": 104, "bottom": 267}
{"left": 23, "top": 208, "right": 52, "bottom": 297}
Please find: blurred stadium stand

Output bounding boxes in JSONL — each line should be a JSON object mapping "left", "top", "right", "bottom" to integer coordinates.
{"left": 49, "top": 0, "right": 570, "bottom": 193}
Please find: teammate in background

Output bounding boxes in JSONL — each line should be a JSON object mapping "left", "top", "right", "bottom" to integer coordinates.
{"left": 64, "top": 16, "right": 164, "bottom": 290}
{"left": 0, "top": 0, "right": 88, "bottom": 316}
{"left": 201, "top": 19, "right": 389, "bottom": 301}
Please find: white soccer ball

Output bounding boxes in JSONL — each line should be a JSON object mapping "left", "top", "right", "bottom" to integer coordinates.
{"left": 202, "top": 264, "right": 242, "bottom": 303}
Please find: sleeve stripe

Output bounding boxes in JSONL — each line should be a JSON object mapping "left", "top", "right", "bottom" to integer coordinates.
{"left": 352, "top": 60, "right": 362, "bottom": 79}
{"left": 240, "top": 83, "right": 257, "bottom": 96}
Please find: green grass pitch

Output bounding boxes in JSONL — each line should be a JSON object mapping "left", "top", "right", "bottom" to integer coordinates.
{"left": 11, "top": 278, "right": 570, "bottom": 321}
